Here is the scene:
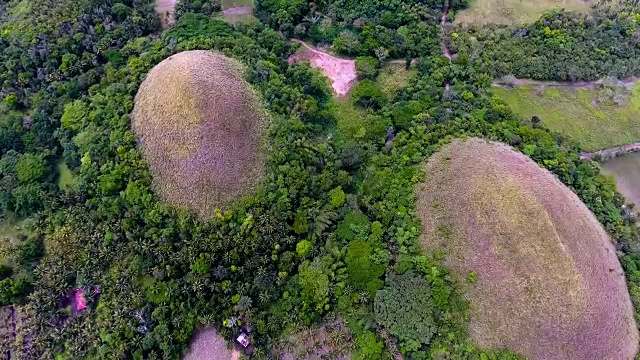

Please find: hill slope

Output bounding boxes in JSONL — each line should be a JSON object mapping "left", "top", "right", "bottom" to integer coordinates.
{"left": 416, "top": 138, "right": 638, "bottom": 359}
{"left": 132, "top": 50, "right": 267, "bottom": 217}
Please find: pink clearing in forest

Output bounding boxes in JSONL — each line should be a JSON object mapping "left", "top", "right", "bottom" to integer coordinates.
{"left": 288, "top": 40, "right": 357, "bottom": 96}
{"left": 74, "top": 290, "right": 87, "bottom": 312}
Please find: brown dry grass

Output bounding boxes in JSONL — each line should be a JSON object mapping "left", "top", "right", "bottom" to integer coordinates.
{"left": 416, "top": 138, "right": 639, "bottom": 360}
{"left": 132, "top": 50, "right": 267, "bottom": 218}
{"left": 183, "top": 327, "right": 240, "bottom": 360}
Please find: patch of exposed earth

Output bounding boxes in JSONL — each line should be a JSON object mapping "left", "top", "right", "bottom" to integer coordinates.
{"left": 222, "top": 5, "right": 253, "bottom": 17}
{"left": 288, "top": 39, "right": 357, "bottom": 96}
{"left": 183, "top": 327, "right": 240, "bottom": 360}
{"left": 155, "top": 0, "right": 176, "bottom": 28}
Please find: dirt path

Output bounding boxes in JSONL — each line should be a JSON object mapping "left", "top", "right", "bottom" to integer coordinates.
{"left": 493, "top": 77, "right": 640, "bottom": 89}
{"left": 580, "top": 142, "right": 640, "bottom": 161}
{"left": 289, "top": 39, "right": 357, "bottom": 96}
{"left": 155, "top": 0, "right": 176, "bottom": 28}
{"left": 389, "top": 2, "right": 452, "bottom": 63}
{"left": 441, "top": 4, "right": 453, "bottom": 60}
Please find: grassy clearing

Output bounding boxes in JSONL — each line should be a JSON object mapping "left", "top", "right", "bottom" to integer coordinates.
{"left": 222, "top": 13, "right": 257, "bottom": 25}
{"left": 330, "top": 98, "right": 387, "bottom": 149}
{"left": 132, "top": 51, "right": 267, "bottom": 218}
{"left": 601, "top": 153, "right": 640, "bottom": 207}
{"left": 493, "top": 84, "right": 640, "bottom": 151}
{"left": 0, "top": 215, "right": 31, "bottom": 266}
{"left": 57, "top": 160, "right": 73, "bottom": 191}
{"left": 0, "top": 217, "right": 27, "bottom": 243}
{"left": 377, "top": 63, "right": 417, "bottom": 100}
{"left": 416, "top": 138, "right": 638, "bottom": 359}
{"left": 221, "top": 0, "right": 252, "bottom": 10}
{"left": 454, "top": 0, "right": 594, "bottom": 25}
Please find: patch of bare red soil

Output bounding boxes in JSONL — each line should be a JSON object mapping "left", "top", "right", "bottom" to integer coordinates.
{"left": 288, "top": 39, "right": 357, "bottom": 96}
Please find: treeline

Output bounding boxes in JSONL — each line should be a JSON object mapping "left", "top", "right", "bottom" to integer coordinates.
{"left": 0, "top": 0, "right": 159, "bottom": 330}
{"left": 449, "top": 7, "right": 640, "bottom": 81}
{"left": 0, "top": 0, "right": 159, "bottom": 217}
{"left": 255, "top": 0, "right": 461, "bottom": 59}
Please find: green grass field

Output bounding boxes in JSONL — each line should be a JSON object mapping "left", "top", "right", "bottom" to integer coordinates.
{"left": 377, "top": 63, "right": 417, "bottom": 100}
{"left": 57, "top": 160, "right": 74, "bottom": 191}
{"left": 0, "top": 217, "right": 27, "bottom": 242}
{"left": 331, "top": 98, "right": 387, "bottom": 149}
{"left": 493, "top": 85, "right": 640, "bottom": 151}
{"left": 0, "top": 214, "right": 31, "bottom": 266}
{"left": 454, "top": 0, "right": 594, "bottom": 25}
{"left": 222, "top": 13, "right": 257, "bottom": 25}
{"left": 221, "top": 0, "right": 253, "bottom": 10}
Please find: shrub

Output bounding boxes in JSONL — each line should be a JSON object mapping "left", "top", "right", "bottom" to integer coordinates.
{"left": 337, "top": 211, "right": 370, "bottom": 242}
{"left": 16, "top": 153, "right": 46, "bottom": 184}
{"left": 3, "top": 94, "right": 18, "bottom": 109}
{"left": 0, "top": 278, "right": 26, "bottom": 306}
{"left": 296, "top": 240, "right": 313, "bottom": 258}
{"left": 353, "top": 331, "right": 384, "bottom": 360}
{"left": 374, "top": 272, "right": 436, "bottom": 352}
{"left": 298, "top": 260, "right": 330, "bottom": 314}
{"left": 351, "top": 80, "right": 387, "bottom": 109}
{"left": 345, "top": 239, "right": 385, "bottom": 296}
{"left": 355, "top": 56, "right": 380, "bottom": 79}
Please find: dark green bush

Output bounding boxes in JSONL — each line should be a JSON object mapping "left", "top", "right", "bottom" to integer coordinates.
{"left": 375, "top": 272, "right": 437, "bottom": 352}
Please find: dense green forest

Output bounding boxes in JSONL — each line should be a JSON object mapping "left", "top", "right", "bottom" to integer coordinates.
{"left": 0, "top": 0, "right": 639, "bottom": 359}
{"left": 256, "top": 0, "right": 461, "bottom": 59}
{"left": 448, "top": 8, "right": 640, "bottom": 81}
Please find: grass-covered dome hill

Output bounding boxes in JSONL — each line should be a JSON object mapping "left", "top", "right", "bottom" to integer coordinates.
{"left": 132, "top": 50, "right": 267, "bottom": 217}
{"left": 416, "top": 138, "right": 639, "bottom": 360}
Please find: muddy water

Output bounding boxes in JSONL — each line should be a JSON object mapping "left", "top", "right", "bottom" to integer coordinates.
{"left": 601, "top": 152, "right": 640, "bottom": 207}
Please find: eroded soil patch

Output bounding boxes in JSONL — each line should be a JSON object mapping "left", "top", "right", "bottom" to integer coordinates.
{"left": 155, "top": 0, "right": 176, "bottom": 28}
{"left": 289, "top": 40, "right": 357, "bottom": 96}
{"left": 183, "top": 327, "right": 240, "bottom": 360}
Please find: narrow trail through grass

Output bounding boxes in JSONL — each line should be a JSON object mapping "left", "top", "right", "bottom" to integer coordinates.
{"left": 581, "top": 143, "right": 640, "bottom": 160}
{"left": 493, "top": 77, "right": 640, "bottom": 89}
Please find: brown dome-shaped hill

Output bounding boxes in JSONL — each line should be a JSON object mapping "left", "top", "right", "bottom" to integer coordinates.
{"left": 132, "top": 50, "right": 267, "bottom": 217}
{"left": 416, "top": 138, "right": 638, "bottom": 360}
